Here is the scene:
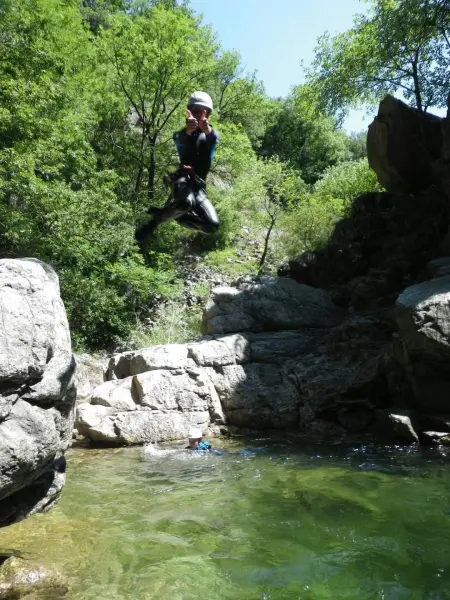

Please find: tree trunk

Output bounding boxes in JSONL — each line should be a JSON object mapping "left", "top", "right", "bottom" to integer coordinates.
{"left": 412, "top": 54, "right": 423, "bottom": 112}
{"left": 147, "top": 134, "right": 158, "bottom": 203}
{"left": 133, "top": 127, "right": 147, "bottom": 203}
{"left": 134, "top": 165, "right": 143, "bottom": 202}
{"left": 258, "top": 217, "right": 276, "bottom": 275}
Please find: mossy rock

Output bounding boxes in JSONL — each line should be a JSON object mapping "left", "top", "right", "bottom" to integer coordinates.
{"left": 0, "top": 557, "right": 68, "bottom": 599}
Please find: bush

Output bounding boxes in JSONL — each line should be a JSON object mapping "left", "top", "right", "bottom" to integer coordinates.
{"left": 127, "top": 301, "right": 203, "bottom": 349}
{"left": 314, "top": 158, "right": 383, "bottom": 211}
{"left": 279, "top": 195, "right": 345, "bottom": 257}
{"left": 0, "top": 157, "right": 179, "bottom": 348}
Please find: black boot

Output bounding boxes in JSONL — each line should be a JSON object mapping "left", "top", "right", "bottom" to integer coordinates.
{"left": 135, "top": 218, "right": 160, "bottom": 244}
{"left": 146, "top": 206, "right": 163, "bottom": 216}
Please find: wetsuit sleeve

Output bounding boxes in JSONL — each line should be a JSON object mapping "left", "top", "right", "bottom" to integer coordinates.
{"left": 173, "top": 129, "right": 187, "bottom": 161}
{"left": 206, "top": 129, "right": 219, "bottom": 161}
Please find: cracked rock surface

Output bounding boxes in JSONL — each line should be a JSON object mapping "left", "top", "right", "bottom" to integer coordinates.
{"left": 76, "top": 277, "right": 404, "bottom": 444}
{"left": 0, "top": 259, "right": 76, "bottom": 527}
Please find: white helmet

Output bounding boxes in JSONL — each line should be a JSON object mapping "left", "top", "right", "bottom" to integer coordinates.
{"left": 188, "top": 91, "right": 213, "bottom": 113}
{"left": 188, "top": 427, "right": 203, "bottom": 439}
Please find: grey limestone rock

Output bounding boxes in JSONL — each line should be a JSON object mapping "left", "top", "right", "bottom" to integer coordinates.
{"left": 0, "top": 259, "right": 76, "bottom": 526}
{"left": 202, "top": 276, "right": 343, "bottom": 335}
{"left": 396, "top": 276, "right": 450, "bottom": 412}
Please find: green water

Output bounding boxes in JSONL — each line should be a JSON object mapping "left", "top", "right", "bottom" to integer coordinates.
{"left": 2, "top": 438, "right": 450, "bottom": 600}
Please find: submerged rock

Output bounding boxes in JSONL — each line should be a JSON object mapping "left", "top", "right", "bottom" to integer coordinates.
{"left": 421, "top": 431, "right": 450, "bottom": 446}
{"left": 0, "top": 556, "right": 68, "bottom": 599}
{"left": 371, "top": 411, "right": 420, "bottom": 444}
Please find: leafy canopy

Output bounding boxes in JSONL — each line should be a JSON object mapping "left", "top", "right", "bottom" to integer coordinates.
{"left": 307, "top": 0, "right": 450, "bottom": 118}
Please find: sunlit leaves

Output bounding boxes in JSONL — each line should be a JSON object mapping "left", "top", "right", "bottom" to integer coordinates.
{"left": 307, "top": 0, "right": 450, "bottom": 116}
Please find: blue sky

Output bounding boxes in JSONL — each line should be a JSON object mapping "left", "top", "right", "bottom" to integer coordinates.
{"left": 188, "top": 0, "right": 373, "bottom": 132}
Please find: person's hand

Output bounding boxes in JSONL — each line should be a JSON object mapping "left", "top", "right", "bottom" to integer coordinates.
{"left": 198, "top": 109, "right": 212, "bottom": 134}
{"left": 185, "top": 109, "right": 198, "bottom": 135}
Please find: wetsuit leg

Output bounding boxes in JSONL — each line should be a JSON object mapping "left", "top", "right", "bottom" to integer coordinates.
{"left": 135, "top": 177, "right": 195, "bottom": 243}
{"left": 156, "top": 178, "right": 196, "bottom": 222}
{"left": 175, "top": 189, "right": 220, "bottom": 234}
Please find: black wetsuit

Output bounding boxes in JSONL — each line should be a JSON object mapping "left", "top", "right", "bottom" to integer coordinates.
{"left": 135, "top": 127, "right": 220, "bottom": 242}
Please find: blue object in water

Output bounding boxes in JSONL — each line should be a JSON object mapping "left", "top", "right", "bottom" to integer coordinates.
{"left": 238, "top": 447, "right": 265, "bottom": 457}
{"left": 196, "top": 441, "right": 212, "bottom": 451}
{"left": 193, "top": 443, "right": 264, "bottom": 457}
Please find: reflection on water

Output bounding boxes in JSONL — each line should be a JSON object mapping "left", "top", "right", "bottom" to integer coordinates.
{"left": 1, "top": 437, "right": 450, "bottom": 600}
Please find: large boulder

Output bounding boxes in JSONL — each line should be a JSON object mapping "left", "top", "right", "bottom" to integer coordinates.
{"left": 77, "top": 363, "right": 223, "bottom": 444}
{"left": 0, "top": 259, "right": 76, "bottom": 527}
{"left": 0, "top": 556, "right": 68, "bottom": 598}
{"left": 107, "top": 344, "right": 196, "bottom": 380}
{"left": 367, "top": 94, "right": 442, "bottom": 193}
{"left": 202, "top": 275, "right": 343, "bottom": 334}
{"left": 77, "top": 278, "right": 402, "bottom": 444}
{"left": 396, "top": 275, "right": 450, "bottom": 412}
{"left": 75, "top": 354, "right": 107, "bottom": 403}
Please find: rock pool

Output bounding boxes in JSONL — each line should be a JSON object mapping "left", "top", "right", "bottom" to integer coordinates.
{"left": 2, "top": 438, "right": 450, "bottom": 599}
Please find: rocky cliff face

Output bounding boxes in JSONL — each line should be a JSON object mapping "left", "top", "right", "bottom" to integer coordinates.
{"left": 77, "top": 95, "right": 450, "bottom": 446}
{"left": 0, "top": 259, "right": 76, "bottom": 526}
{"left": 76, "top": 276, "right": 407, "bottom": 444}
{"left": 284, "top": 95, "right": 450, "bottom": 442}
{"left": 286, "top": 96, "right": 450, "bottom": 311}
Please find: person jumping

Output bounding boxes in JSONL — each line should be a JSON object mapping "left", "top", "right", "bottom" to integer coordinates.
{"left": 135, "top": 91, "right": 220, "bottom": 243}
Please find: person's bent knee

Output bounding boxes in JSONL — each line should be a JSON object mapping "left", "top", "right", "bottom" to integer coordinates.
{"left": 201, "top": 218, "right": 220, "bottom": 235}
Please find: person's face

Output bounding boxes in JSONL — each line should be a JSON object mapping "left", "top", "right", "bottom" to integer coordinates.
{"left": 188, "top": 105, "right": 208, "bottom": 120}
{"left": 189, "top": 438, "right": 200, "bottom": 448}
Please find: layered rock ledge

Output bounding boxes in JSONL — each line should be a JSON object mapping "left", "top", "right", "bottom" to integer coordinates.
{"left": 76, "top": 276, "right": 407, "bottom": 444}
{"left": 78, "top": 96, "right": 450, "bottom": 447}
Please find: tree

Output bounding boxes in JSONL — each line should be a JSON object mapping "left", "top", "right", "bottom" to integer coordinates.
{"left": 278, "top": 159, "right": 383, "bottom": 257}
{"left": 95, "top": 4, "right": 219, "bottom": 206}
{"left": 209, "top": 122, "right": 256, "bottom": 184}
{"left": 0, "top": 0, "right": 178, "bottom": 348}
{"left": 307, "top": 0, "right": 450, "bottom": 118}
{"left": 210, "top": 51, "right": 271, "bottom": 145}
{"left": 346, "top": 131, "right": 368, "bottom": 161}
{"left": 314, "top": 158, "right": 383, "bottom": 212}
{"left": 252, "top": 158, "right": 306, "bottom": 273}
{"left": 260, "top": 86, "right": 349, "bottom": 184}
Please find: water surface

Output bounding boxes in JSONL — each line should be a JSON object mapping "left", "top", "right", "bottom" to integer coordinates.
{"left": 1, "top": 438, "right": 450, "bottom": 599}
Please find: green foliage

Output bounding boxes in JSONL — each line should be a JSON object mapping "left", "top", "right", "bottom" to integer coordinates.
{"left": 307, "top": 0, "right": 450, "bottom": 117}
{"left": 260, "top": 85, "right": 349, "bottom": 183}
{"left": 346, "top": 131, "right": 368, "bottom": 160}
{"left": 278, "top": 159, "right": 383, "bottom": 259}
{"left": 94, "top": 4, "right": 219, "bottom": 208}
{"left": 211, "top": 123, "right": 257, "bottom": 184}
{"left": 128, "top": 301, "right": 203, "bottom": 348}
{"left": 0, "top": 150, "right": 177, "bottom": 347}
{"left": 0, "top": 0, "right": 181, "bottom": 348}
{"left": 279, "top": 195, "right": 345, "bottom": 257}
{"left": 205, "top": 247, "right": 255, "bottom": 278}
{"left": 0, "top": 0, "right": 387, "bottom": 350}
{"left": 211, "top": 51, "right": 273, "bottom": 146}
{"left": 314, "top": 158, "right": 383, "bottom": 211}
